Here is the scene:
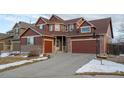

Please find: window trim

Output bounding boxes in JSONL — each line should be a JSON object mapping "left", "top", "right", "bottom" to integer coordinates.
{"left": 15, "top": 27, "right": 19, "bottom": 34}
{"left": 39, "top": 24, "right": 45, "bottom": 30}
{"left": 27, "top": 36, "right": 35, "bottom": 45}
{"left": 69, "top": 24, "right": 74, "bottom": 31}
{"left": 55, "top": 24, "right": 60, "bottom": 31}
{"left": 49, "top": 24, "right": 54, "bottom": 31}
{"left": 80, "top": 26, "right": 91, "bottom": 33}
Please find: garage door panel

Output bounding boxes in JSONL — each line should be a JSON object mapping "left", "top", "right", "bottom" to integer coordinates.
{"left": 72, "top": 40, "right": 98, "bottom": 53}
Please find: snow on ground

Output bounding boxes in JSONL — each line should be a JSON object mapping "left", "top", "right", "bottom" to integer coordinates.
{"left": 0, "top": 52, "right": 10, "bottom": 57}
{"left": 76, "top": 59, "right": 124, "bottom": 74}
{"left": 0, "top": 57, "right": 48, "bottom": 70}
{"left": 120, "top": 54, "right": 124, "bottom": 56}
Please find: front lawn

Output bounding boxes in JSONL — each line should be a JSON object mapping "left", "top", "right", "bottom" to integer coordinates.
{"left": 0, "top": 56, "right": 27, "bottom": 65}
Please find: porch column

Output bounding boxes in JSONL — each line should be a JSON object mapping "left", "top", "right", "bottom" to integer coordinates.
{"left": 55, "top": 37, "right": 57, "bottom": 53}
{"left": 62, "top": 36, "right": 64, "bottom": 52}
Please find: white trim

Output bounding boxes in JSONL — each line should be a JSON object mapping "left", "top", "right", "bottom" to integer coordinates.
{"left": 54, "top": 24, "right": 61, "bottom": 31}
{"left": 80, "top": 26, "right": 91, "bottom": 33}
{"left": 83, "top": 19, "right": 95, "bottom": 27}
{"left": 21, "top": 27, "right": 42, "bottom": 37}
{"left": 40, "top": 17, "right": 47, "bottom": 24}
{"left": 27, "top": 36, "right": 35, "bottom": 45}
{"left": 21, "top": 35, "right": 41, "bottom": 38}
{"left": 38, "top": 24, "right": 45, "bottom": 30}
{"left": 30, "top": 28, "right": 42, "bottom": 35}
{"left": 71, "top": 38, "right": 97, "bottom": 41}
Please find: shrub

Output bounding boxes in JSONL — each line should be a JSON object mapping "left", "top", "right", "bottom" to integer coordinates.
{"left": 28, "top": 50, "right": 40, "bottom": 57}
{"left": 43, "top": 53, "right": 51, "bottom": 58}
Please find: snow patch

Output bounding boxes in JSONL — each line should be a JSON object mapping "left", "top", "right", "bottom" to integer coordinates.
{"left": 76, "top": 59, "right": 124, "bottom": 74}
{"left": 0, "top": 53, "right": 10, "bottom": 57}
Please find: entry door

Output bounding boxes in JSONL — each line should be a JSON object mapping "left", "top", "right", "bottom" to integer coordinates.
{"left": 56, "top": 39, "right": 61, "bottom": 51}
{"left": 44, "top": 40, "right": 52, "bottom": 53}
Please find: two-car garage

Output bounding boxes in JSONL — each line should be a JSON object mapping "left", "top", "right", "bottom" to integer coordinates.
{"left": 71, "top": 39, "right": 99, "bottom": 53}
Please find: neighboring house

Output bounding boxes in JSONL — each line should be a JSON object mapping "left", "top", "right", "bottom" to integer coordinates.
{"left": 20, "top": 15, "right": 113, "bottom": 54}
{"left": 0, "top": 33, "right": 13, "bottom": 51}
{"left": 0, "top": 21, "right": 33, "bottom": 51}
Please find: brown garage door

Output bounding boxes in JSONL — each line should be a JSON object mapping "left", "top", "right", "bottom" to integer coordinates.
{"left": 44, "top": 40, "right": 52, "bottom": 53}
{"left": 72, "top": 40, "right": 99, "bottom": 53}
{"left": 0, "top": 43, "right": 4, "bottom": 51}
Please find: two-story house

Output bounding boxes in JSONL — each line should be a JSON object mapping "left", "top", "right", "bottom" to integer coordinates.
{"left": 0, "top": 21, "right": 33, "bottom": 51}
{"left": 20, "top": 15, "right": 113, "bottom": 54}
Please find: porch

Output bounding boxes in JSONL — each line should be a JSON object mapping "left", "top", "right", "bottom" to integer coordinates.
{"left": 54, "top": 36, "right": 67, "bottom": 53}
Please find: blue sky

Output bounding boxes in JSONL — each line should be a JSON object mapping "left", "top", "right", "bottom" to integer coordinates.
{"left": 0, "top": 14, "right": 124, "bottom": 40}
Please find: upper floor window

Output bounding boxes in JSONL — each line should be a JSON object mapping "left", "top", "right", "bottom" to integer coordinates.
{"left": 49, "top": 24, "right": 54, "bottom": 31}
{"left": 55, "top": 24, "right": 60, "bottom": 31}
{"left": 39, "top": 24, "right": 45, "bottom": 30}
{"left": 27, "top": 37, "right": 34, "bottom": 45}
{"left": 81, "top": 26, "right": 91, "bottom": 33}
{"left": 15, "top": 28, "right": 19, "bottom": 34}
{"left": 61, "top": 25, "right": 66, "bottom": 32}
{"left": 68, "top": 24, "right": 74, "bottom": 31}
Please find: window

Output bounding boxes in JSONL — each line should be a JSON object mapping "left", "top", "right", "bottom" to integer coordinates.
{"left": 68, "top": 24, "right": 74, "bottom": 31}
{"left": 15, "top": 28, "right": 19, "bottom": 34}
{"left": 55, "top": 24, "right": 60, "bottom": 31}
{"left": 81, "top": 26, "right": 91, "bottom": 33}
{"left": 61, "top": 25, "right": 66, "bottom": 31}
{"left": 49, "top": 24, "right": 53, "bottom": 31}
{"left": 27, "top": 37, "right": 34, "bottom": 45}
{"left": 39, "top": 24, "right": 44, "bottom": 29}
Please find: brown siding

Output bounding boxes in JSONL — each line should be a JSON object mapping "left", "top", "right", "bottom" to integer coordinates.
{"left": 0, "top": 43, "right": 4, "bottom": 51}
{"left": 36, "top": 18, "right": 46, "bottom": 25}
{"left": 21, "top": 38, "right": 27, "bottom": 45}
{"left": 34, "top": 37, "right": 42, "bottom": 45}
{"left": 21, "top": 37, "right": 43, "bottom": 53}
{"left": 22, "top": 29, "right": 40, "bottom": 36}
{"left": 45, "top": 24, "right": 49, "bottom": 32}
{"left": 12, "top": 42, "right": 20, "bottom": 51}
{"left": 82, "top": 21, "right": 91, "bottom": 26}
{"left": 21, "top": 45, "right": 42, "bottom": 53}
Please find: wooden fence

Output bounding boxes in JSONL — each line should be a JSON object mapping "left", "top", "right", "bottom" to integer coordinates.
{"left": 107, "top": 43, "right": 124, "bottom": 55}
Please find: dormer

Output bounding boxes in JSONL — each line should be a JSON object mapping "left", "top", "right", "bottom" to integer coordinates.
{"left": 80, "top": 20, "right": 96, "bottom": 33}
{"left": 65, "top": 17, "right": 84, "bottom": 32}
{"left": 12, "top": 23, "right": 20, "bottom": 35}
{"left": 35, "top": 17, "right": 49, "bottom": 30}
{"left": 49, "top": 15, "right": 64, "bottom": 23}
{"left": 49, "top": 15, "right": 65, "bottom": 32}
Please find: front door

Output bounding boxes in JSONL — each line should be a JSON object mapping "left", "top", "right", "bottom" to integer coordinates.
{"left": 44, "top": 40, "right": 52, "bottom": 53}
{"left": 56, "top": 39, "right": 61, "bottom": 51}
{"left": 55, "top": 36, "right": 66, "bottom": 52}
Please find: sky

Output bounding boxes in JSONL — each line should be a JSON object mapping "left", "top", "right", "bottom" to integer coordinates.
{"left": 0, "top": 14, "right": 124, "bottom": 42}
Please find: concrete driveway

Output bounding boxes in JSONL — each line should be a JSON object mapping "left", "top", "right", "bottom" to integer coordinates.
{"left": 0, "top": 53, "right": 95, "bottom": 78}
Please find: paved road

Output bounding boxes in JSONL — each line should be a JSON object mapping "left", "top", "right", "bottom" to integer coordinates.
{"left": 0, "top": 53, "right": 124, "bottom": 78}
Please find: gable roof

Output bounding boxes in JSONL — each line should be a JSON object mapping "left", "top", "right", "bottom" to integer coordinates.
{"left": 35, "top": 17, "right": 50, "bottom": 25}
{"left": 49, "top": 15, "right": 64, "bottom": 23}
{"left": 89, "top": 17, "right": 113, "bottom": 38}
{"left": 65, "top": 17, "right": 83, "bottom": 24}
{"left": 13, "top": 21, "right": 34, "bottom": 29}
